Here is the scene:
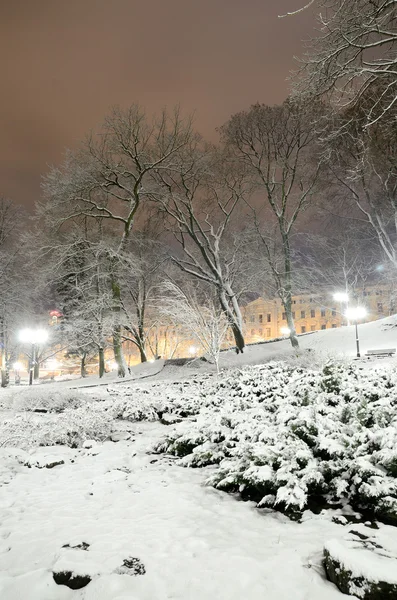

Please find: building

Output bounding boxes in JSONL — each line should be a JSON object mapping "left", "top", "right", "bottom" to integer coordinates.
{"left": 242, "top": 284, "right": 396, "bottom": 343}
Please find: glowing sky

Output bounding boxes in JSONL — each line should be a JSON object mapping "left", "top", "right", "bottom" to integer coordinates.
{"left": 1, "top": 1, "right": 314, "bottom": 208}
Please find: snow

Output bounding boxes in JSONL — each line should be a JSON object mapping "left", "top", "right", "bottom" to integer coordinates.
{"left": 1, "top": 318, "right": 397, "bottom": 598}
{"left": 0, "top": 419, "right": 348, "bottom": 600}
{"left": 325, "top": 524, "right": 397, "bottom": 584}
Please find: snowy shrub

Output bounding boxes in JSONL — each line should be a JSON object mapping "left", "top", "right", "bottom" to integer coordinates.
{"left": 107, "top": 375, "right": 217, "bottom": 421}
{"left": 0, "top": 405, "right": 113, "bottom": 449}
{"left": 10, "top": 387, "right": 84, "bottom": 413}
{"left": 154, "top": 362, "right": 397, "bottom": 522}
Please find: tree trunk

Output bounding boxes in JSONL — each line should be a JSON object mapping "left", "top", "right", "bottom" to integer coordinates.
{"left": 138, "top": 344, "right": 147, "bottom": 363}
{"left": 111, "top": 278, "right": 126, "bottom": 377}
{"left": 284, "top": 297, "right": 299, "bottom": 348}
{"left": 80, "top": 352, "right": 87, "bottom": 378}
{"left": 1, "top": 368, "right": 9, "bottom": 388}
{"left": 282, "top": 231, "right": 299, "bottom": 349}
{"left": 218, "top": 289, "right": 245, "bottom": 353}
{"left": 98, "top": 347, "right": 105, "bottom": 378}
{"left": 34, "top": 361, "right": 40, "bottom": 380}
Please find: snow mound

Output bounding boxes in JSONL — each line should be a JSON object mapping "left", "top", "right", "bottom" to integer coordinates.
{"left": 324, "top": 524, "right": 397, "bottom": 598}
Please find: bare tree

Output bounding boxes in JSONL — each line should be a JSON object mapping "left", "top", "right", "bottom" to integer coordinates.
{"left": 320, "top": 90, "right": 397, "bottom": 270}
{"left": 152, "top": 142, "right": 249, "bottom": 353}
{"left": 0, "top": 198, "right": 35, "bottom": 387}
{"left": 160, "top": 281, "right": 229, "bottom": 372}
{"left": 120, "top": 235, "right": 168, "bottom": 363}
{"left": 292, "top": 0, "right": 397, "bottom": 126}
{"left": 40, "top": 105, "right": 194, "bottom": 375}
{"left": 221, "top": 99, "right": 322, "bottom": 347}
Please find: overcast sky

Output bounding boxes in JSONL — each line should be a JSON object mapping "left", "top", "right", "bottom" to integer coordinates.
{"left": 1, "top": 1, "right": 315, "bottom": 209}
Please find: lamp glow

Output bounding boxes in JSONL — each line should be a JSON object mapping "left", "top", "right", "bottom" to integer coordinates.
{"left": 345, "top": 306, "right": 367, "bottom": 321}
{"left": 280, "top": 327, "right": 291, "bottom": 335}
{"left": 333, "top": 292, "right": 349, "bottom": 303}
{"left": 188, "top": 346, "right": 197, "bottom": 355}
{"left": 19, "top": 328, "right": 48, "bottom": 344}
{"left": 13, "top": 362, "right": 23, "bottom": 371}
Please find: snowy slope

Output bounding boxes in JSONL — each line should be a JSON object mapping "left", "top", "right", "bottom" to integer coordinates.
{"left": 219, "top": 315, "right": 397, "bottom": 371}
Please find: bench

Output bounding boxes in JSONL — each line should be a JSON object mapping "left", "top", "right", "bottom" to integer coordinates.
{"left": 365, "top": 348, "right": 396, "bottom": 358}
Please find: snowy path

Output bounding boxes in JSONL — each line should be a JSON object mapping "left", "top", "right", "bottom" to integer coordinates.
{"left": 0, "top": 422, "right": 345, "bottom": 600}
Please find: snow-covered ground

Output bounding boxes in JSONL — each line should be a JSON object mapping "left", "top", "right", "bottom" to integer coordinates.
{"left": 0, "top": 419, "right": 371, "bottom": 600}
{"left": 1, "top": 317, "right": 397, "bottom": 599}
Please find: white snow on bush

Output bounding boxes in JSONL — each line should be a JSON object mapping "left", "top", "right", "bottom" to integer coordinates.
{"left": 150, "top": 362, "right": 397, "bottom": 518}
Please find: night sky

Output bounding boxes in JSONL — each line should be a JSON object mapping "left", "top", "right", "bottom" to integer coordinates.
{"left": 1, "top": 1, "right": 314, "bottom": 210}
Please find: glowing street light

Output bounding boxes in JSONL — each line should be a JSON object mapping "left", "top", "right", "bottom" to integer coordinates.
{"left": 280, "top": 326, "right": 291, "bottom": 336}
{"left": 345, "top": 306, "right": 367, "bottom": 358}
{"left": 333, "top": 292, "right": 349, "bottom": 303}
{"left": 19, "top": 328, "right": 49, "bottom": 385}
{"left": 188, "top": 346, "right": 197, "bottom": 355}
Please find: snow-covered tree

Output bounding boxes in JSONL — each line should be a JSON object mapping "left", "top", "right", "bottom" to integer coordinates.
{"left": 159, "top": 281, "right": 229, "bottom": 372}
{"left": 292, "top": 0, "right": 397, "bottom": 126}
{"left": 221, "top": 99, "right": 322, "bottom": 348}
{"left": 153, "top": 143, "right": 249, "bottom": 353}
{"left": 0, "top": 198, "right": 36, "bottom": 387}
{"left": 40, "top": 105, "right": 194, "bottom": 376}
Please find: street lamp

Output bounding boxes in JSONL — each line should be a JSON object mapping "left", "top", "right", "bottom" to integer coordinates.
{"left": 280, "top": 326, "right": 291, "bottom": 336}
{"left": 19, "top": 329, "right": 49, "bottom": 385}
{"left": 345, "top": 307, "right": 367, "bottom": 358}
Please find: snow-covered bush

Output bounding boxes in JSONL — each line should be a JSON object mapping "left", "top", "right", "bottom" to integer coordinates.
{"left": 107, "top": 375, "right": 217, "bottom": 421}
{"left": 0, "top": 405, "right": 113, "bottom": 449}
{"left": 10, "top": 387, "right": 84, "bottom": 413}
{"left": 154, "top": 362, "right": 397, "bottom": 522}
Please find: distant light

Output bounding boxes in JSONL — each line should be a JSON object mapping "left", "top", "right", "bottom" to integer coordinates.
{"left": 376, "top": 264, "right": 384, "bottom": 272}
{"left": 280, "top": 327, "right": 291, "bottom": 335}
{"left": 333, "top": 292, "right": 349, "bottom": 303}
{"left": 19, "top": 328, "right": 49, "bottom": 344}
{"left": 13, "top": 362, "right": 23, "bottom": 371}
{"left": 148, "top": 359, "right": 155, "bottom": 363}
{"left": 188, "top": 346, "right": 197, "bottom": 355}
{"left": 46, "top": 359, "right": 59, "bottom": 370}
{"left": 345, "top": 306, "right": 367, "bottom": 321}
{"left": 109, "top": 361, "right": 118, "bottom": 371}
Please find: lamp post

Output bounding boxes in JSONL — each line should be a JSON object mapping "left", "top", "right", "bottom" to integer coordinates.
{"left": 345, "top": 307, "right": 367, "bottom": 358}
{"left": 19, "top": 329, "right": 49, "bottom": 385}
{"left": 333, "top": 292, "right": 349, "bottom": 325}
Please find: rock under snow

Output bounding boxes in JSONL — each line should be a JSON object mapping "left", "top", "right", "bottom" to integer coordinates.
{"left": 324, "top": 525, "right": 397, "bottom": 599}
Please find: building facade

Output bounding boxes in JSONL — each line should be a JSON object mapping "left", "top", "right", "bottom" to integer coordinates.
{"left": 241, "top": 284, "right": 396, "bottom": 343}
